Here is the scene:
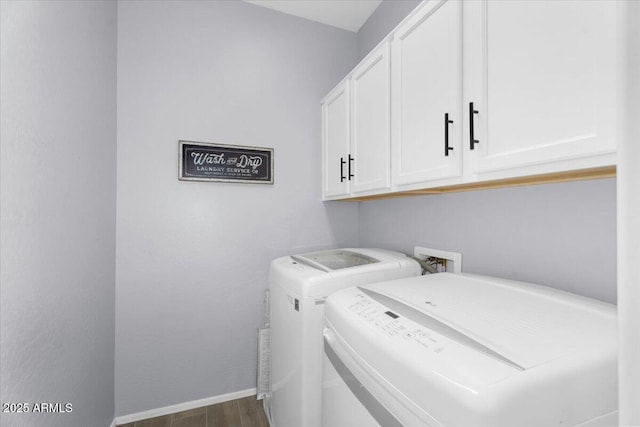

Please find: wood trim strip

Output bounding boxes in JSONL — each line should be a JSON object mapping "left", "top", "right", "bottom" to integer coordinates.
{"left": 341, "top": 166, "right": 616, "bottom": 202}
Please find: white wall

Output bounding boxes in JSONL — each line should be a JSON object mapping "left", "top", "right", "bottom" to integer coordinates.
{"left": 617, "top": 0, "right": 640, "bottom": 422}
{"left": 115, "top": 0, "right": 358, "bottom": 416}
{"left": 0, "top": 1, "right": 117, "bottom": 426}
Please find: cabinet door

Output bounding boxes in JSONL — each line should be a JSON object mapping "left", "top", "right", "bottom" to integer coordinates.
{"left": 322, "top": 81, "right": 350, "bottom": 199}
{"left": 391, "top": 0, "right": 462, "bottom": 187}
{"left": 466, "top": 0, "right": 617, "bottom": 176}
{"left": 351, "top": 42, "right": 391, "bottom": 194}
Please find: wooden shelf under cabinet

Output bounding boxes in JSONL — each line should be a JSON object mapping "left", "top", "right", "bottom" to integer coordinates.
{"left": 340, "top": 166, "right": 616, "bottom": 202}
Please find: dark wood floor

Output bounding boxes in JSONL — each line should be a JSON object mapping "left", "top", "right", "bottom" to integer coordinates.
{"left": 118, "top": 396, "right": 269, "bottom": 427}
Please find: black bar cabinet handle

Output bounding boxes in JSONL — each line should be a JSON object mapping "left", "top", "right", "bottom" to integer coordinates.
{"left": 348, "top": 155, "right": 354, "bottom": 180}
{"left": 444, "top": 113, "right": 454, "bottom": 157}
{"left": 340, "top": 157, "right": 346, "bottom": 182}
{"left": 469, "top": 102, "right": 479, "bottom": 150}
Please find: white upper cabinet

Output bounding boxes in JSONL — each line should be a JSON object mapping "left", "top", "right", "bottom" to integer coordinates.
{"left": 464, "top": 0, "right": 618, "bottom": 177}
{"left": 321, "top": 0, "right": 620, "bottom": 200}
{"left": 350, "top": 43, "right": 392, "bottom": 194}
{"left": 322, "top": 81, "right": 350, "bottom": 199}
{"left": 322, "top": 42, "right": 392, "bottom": 200}
{"left": 391, "top": 0, "right": 463, "bottom": 186}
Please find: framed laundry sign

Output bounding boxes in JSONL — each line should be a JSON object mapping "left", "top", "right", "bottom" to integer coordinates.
{"left": 179, "top": 140, "right": 273, "bottom": 184}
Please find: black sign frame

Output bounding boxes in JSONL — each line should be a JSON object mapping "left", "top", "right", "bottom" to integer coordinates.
{"left": 179, "top": 140, "right": 274, "bottom": 184}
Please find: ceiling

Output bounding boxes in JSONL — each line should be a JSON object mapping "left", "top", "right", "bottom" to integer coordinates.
{"left": 243, "top": 0, "right": 383, "bottom": 32}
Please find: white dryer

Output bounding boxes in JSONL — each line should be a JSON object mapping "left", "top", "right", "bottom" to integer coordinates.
{"left": 322, "top": 273, "right": 618, "bottom": 427}
{"left": 267, "top": 248, "right": 420, "bottom": 427}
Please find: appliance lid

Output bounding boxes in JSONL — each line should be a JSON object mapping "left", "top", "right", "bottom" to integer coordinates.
{"left": 360, "top": 273, "right": 616, "bottom": 370}
{"left": 291, "top": 249, "right": 380, "bottom": 272}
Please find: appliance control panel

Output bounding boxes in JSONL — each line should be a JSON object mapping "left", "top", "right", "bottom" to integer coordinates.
{"left": 347, "top": 293, "right": 445, "bottom": 355}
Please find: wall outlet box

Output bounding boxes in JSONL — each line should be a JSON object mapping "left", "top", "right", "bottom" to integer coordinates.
{"left": 414, "top": 246, "right": 462, "bottom": 273}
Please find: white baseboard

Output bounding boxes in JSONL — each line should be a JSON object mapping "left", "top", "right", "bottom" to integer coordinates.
{"left": 109, "top": 419, "right": 117, "bottom": 427}
{"left": 114, "top": 388, "right": 257, "bottom": 426}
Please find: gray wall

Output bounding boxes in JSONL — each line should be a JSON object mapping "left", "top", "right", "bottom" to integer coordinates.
{"left": 0, "top": 1, "right": 117, "bottom": 427}
{"left": 355, "top": 1, "right": 617, "bottom": 304}
{"left": 115, "top": 0, "right": 358, "bottom": 416}
{"left": 358, "top": 179, "right": 617, "bottom": 303}
{"left": 357, "top": 0, "right": 421, "bottom": 60}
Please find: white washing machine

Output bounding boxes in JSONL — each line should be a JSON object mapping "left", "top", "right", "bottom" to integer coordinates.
{"left": 267, "top": 248, "right": 420, "bottom": 427}
{"left": 322, "top": 273, "right": 618, "bottom": 427}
